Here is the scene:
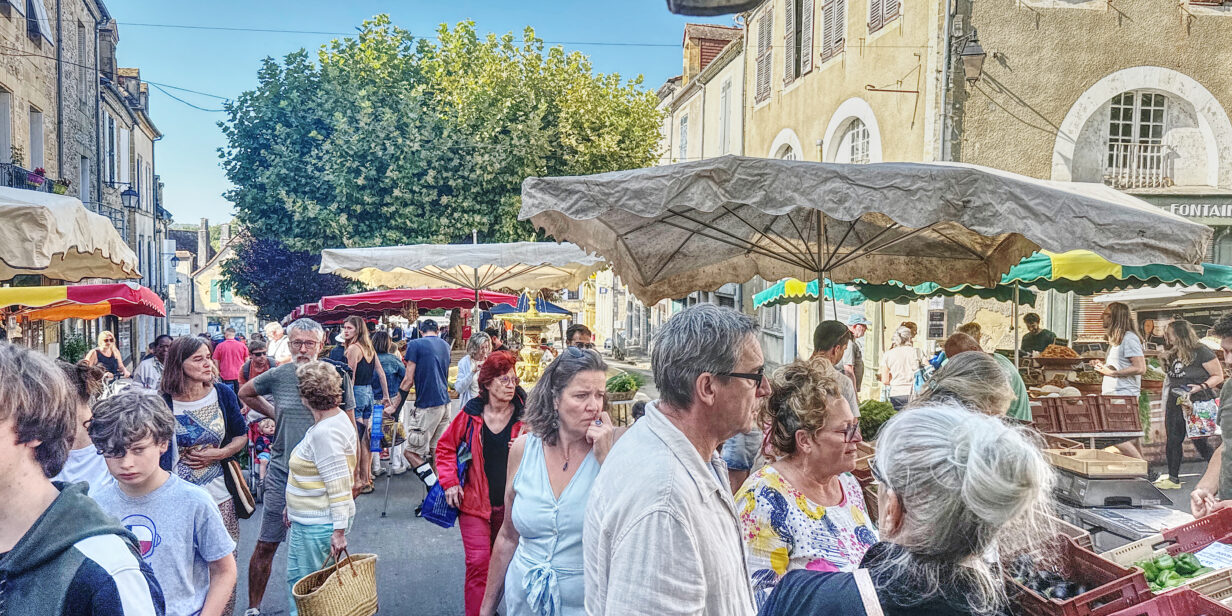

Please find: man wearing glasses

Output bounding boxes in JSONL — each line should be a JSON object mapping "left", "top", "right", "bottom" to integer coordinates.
{"left": 585, "top": 304, "right": 769, "bottom": 616}
{"left": 566, "top": 323, "right": 595, "bottom": 349}
{"left": 238, "top": 318, "right": 356, "bottom": 616}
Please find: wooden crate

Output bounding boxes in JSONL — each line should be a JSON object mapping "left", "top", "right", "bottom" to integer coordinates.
{"left": 1045, "top": 449, "right": 1148, "bottom": 478}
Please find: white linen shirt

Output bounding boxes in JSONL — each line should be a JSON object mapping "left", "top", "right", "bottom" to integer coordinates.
{"left": 584, "top": 402, "right": 755, "bottom": 616}
{"left": 132, "top": 357, "right": 163, "bottom": 391}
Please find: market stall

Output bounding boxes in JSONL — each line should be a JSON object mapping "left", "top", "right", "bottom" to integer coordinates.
{"left": 0, "top": 188, "right": 141, "bottom": 282}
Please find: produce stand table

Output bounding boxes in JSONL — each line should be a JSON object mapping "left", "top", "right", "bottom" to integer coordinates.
{"left": 1055, "top": 501, "right": 1195, "bottom": 553}
{"left": 1046, "top": 431, "right": 1146, "bottom": 450}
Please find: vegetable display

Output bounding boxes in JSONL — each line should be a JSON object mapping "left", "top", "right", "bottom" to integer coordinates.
{"left": 1009, "top": 555, "right": 1092, "bottom": 601}
{"left": 858, "top": 399, "right": 896, "bottom": 442}
{"left": 1135, "top": 552, "right": 1215, "bottom": 592}
{"left": 1143, "top": 366, "right": 1166, "bottom": 382}
{"left": 605, "top": 372, "right": 645, "bottom": 393}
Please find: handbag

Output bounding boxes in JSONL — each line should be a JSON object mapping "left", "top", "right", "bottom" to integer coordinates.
{"left": 912, "top": 353, "right": 934, "bottom": 395}
{"left": 1179, "top": 387, "right": 1219, "bottom": 439}
{"left": 421, "top": 421, "right": 476, "bottom": 529}
{"left": 292, "top": 548, "right": 379, "bottom": 616}
{"left": 222, "top": 457, "right": 257, "bottom": 519}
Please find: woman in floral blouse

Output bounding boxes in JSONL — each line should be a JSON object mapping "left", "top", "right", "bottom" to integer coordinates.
{"left": 735, "top": 357, "right": 878, "bottom": 608}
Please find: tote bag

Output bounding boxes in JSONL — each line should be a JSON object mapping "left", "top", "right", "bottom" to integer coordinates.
{"left": 422, "top": 421, "right": 475, "bottom": 529}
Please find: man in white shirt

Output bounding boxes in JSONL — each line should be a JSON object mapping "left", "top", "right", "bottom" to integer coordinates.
{"left": 585, "top": 304, "right": 769, "bottom": 616}
{"left": 132, "top": 334, "right": 172, "bottom": 391}
{"left": 265, "top": 322, "right": 291, "bottom": 366}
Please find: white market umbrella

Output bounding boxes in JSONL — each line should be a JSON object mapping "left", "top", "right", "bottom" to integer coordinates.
{"left": 319, "top": 241, "right": 606, "bottom": 326}
{"left": 0, "top": 188, "right": 140, "bottom": 282}
{"left": 520, "top": 155, "right": 1210, "bottom": 305}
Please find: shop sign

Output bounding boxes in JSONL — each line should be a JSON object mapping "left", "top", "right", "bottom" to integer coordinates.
{"left": 1167, "top": 203, "right": 1232, "bottom": 218}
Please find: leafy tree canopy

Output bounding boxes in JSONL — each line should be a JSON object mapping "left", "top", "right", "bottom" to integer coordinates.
{"left": 218, "top": 16, "right": 661, "bottom": 314}
{"left": 220, "top": 236, "right": 352, "bottom": 321}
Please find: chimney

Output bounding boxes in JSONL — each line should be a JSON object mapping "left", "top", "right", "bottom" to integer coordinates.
{"left": 219, "top": 223, "right": 231, "bottom": 248}
{"left": 198, "top": 218, "right": 210, "bottom": 264}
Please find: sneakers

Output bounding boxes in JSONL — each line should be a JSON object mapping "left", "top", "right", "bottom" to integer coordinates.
{"left": 244, "top": 609, "right": 262, "bottom": 616}
{"left": 392, "top": 463, "right": 408, "bottom": 475}
{"left": 1153, "top": 476, "right": 1183, "bottom": 490}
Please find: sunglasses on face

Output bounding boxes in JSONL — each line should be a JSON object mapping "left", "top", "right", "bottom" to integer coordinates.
{"left": 572, "top": 341, "right": 595, "bottom": 349}
{"left": 252, "top": 352, "right": 266, "bottom": 357}
{"left": 716, "top": 366, "right": 766, "bottom": 387}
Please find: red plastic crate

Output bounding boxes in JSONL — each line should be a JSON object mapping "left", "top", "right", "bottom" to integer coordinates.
{"left": 1008, "top": 536, "right": 1152, "bottom": 616}
{"left": 1162, "top": 506, "right": 1232, "bottom": 555}
{"left": 1106, "top": 588, "right": 1232, "bottom": 616}
{"left": 1034, "top": 398, "right": 1064, "bottom": 433}
{"left": 1058, "top": 396, "right": 1100, "bottom": 434}
{"left": 1095, "top": 395, "right": 1142, "bottom": 432}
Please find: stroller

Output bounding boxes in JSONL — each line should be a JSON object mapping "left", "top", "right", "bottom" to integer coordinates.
{"left": 246, "top": 418, "right": 273, "bottom": 502}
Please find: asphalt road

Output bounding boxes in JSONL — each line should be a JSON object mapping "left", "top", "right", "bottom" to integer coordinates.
{"left": 235, "top": 470, "right": 465, "bottom": 616}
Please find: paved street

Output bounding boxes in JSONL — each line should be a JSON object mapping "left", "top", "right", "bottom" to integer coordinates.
{"left": 236, "top": 471, "right": 464, "bottom": 616}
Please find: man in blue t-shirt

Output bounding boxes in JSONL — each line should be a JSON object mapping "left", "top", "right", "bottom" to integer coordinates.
{"left": 397, "top": 319, "right": 454, "bottom": 493}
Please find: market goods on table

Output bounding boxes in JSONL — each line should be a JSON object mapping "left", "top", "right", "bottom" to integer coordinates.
{"left": 1133, "top": 553, "right": 1215, "bottom": 592}
{"left": 857, "top": 399, "right": 896, "bottom": 442}
{"left": 1143, "top": 366, "right": 1165, "bottom": 382}
{"left": 1007, "top": 535, "right": 1150, "bottom": 616}
{"left": 1042, "top": 345, "right": 1081, "bottom": 359}
{"left": 1103, "top": 508, "right": 1232, "bottom": 601}
{"left": 1072, "top": 371, "right": 1104, "bottom": 384}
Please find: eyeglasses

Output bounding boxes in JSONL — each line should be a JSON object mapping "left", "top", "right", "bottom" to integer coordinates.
{"left": 835, "top": 422, "right": 861, "bottom": 443}
{"left": 494, "top": 375, "right": 518, "bottom": 386}
{"left": 870, "top": 459, "right": 889, "bottom": 488}
{"left": 252, "top": 352, "right": 266, "bottom": 357}
{"left": 572, "top": 341, "right": 595, "bottom": 349}
{"left": 716, "top": 366, "right": 766, "bottom": 386}
{"left": 289, "top": 340, "right": 318, "bottom": 349}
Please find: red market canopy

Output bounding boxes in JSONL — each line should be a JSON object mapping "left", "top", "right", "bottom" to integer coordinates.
{"left": 318, "top": 288, "right": 519, "bottom": 313}
{"left": 0, "top": 282, "right": 165, "bottom": 321}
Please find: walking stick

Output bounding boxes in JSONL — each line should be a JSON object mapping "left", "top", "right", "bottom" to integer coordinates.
{"left": 381, "top": 459, "right": 394, "bottom": 517}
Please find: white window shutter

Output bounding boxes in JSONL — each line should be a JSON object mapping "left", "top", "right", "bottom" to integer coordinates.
{"left": 821, "top": 1, "right": 835, "bottom": 60}
{"left": 756, "top": 12, "right": 773, "bottom": 102}
{"left": 885, "top": 0, "right": 900, "bottom": 21}
{"left": 784, "top": 0, "right": 796, "bottom": 83}
{"left": 869, "top": 0, "right": 884, "bottom": 32}
{"left": 800, "top": 0, "right": 814, "bottom": 74}
{"left": 836, "top": 0, "right": 846, "bottom": 51}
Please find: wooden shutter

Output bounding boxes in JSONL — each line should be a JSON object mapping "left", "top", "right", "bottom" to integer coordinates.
{"left": 820, "top": 1, "right": 835, "bottom": 61}
{"left": 800, "top": 0, "right": 814, "bottom": 74}
{"left": 1075, "top": 295, "right": 1110, "bottom": 341}
{"left": 784, "top": 0, "right": 796, "bottom": 83}
{"left": 835, "top": 0, "right": 846, "bottom": 52}
{"left": 884, "top": 0, "right": 900, "bottom": 21}
{"left": 756, "top": 12, "right": 773, "bottom": 102}
{"left": 869, "top": 0, "right": 884, "bottom": 32}
{"left": 210, "top": 280, "right": 219, "bottom": 303}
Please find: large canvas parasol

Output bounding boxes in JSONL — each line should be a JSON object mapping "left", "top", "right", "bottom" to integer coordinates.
{"left": 520, "top": 156, "right": 1210, "bottom": 306}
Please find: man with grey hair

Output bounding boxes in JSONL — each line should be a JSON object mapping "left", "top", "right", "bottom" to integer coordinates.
{"left": 264, "top": 321, "right": 291, "bottom": 365}
{"left": 238, "top": 318, "right": 356, "bottom": 616}
{"left": 585, "top": 304, "right": 768, "bottom": 615}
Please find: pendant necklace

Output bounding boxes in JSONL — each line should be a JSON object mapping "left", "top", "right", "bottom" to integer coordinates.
{"left": 562, "top": 446, "right": 570, "bottom": 472}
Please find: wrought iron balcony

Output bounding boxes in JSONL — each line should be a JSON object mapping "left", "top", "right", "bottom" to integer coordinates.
{"left": 0, "top": 163, "right": 52, "bottom": 193}
{"left": 85, "top": 200, "right": 127, "bottom": 239}
{"left": 1104, "top": 142, "right": 1174, "bottom": 190}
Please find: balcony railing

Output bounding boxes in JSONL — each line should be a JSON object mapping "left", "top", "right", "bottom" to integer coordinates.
{"left": 1104, "top": 142, "right": 1173, "bottom": 190}
{"left": 0, "top": 163, "right": 53, "bottom": 193}
{"left": 86, "top": 200, "right": 127, "bottom": 239}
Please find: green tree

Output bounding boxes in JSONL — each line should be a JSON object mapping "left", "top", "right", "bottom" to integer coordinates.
{"left": 218, "top": 16, "right": 661, "bottom": 313}
{"left": 220, "top": 236, "right": 352, "bottom": 321}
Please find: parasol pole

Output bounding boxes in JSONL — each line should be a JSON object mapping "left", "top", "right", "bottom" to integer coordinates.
{"left": 1013, "top": 286, "right": 1021, "bottom": 366}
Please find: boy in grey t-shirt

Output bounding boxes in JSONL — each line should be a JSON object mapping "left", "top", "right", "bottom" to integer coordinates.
{"left": 90, "top": 389, "right": 237, "bottom": 616}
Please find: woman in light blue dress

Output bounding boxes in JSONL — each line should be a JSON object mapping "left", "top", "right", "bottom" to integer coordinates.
{"left": 479, "top": 347, "right": 624, "bottom": 616}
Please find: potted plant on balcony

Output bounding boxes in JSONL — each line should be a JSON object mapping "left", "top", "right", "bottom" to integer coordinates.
{"left": 52, "top": 177, "right": 70, "bottom": 194}
{"left": 26, "top": 167, "right": 45, "bottom": 187}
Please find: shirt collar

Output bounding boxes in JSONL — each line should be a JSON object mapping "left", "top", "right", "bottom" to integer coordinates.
{"left": 643, "top": 401, "right": 732, "bottom": 501}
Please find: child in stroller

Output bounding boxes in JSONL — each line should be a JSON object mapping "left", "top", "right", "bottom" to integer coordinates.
{"left": 250, "top": 418, "right": 275, "bottom": 500}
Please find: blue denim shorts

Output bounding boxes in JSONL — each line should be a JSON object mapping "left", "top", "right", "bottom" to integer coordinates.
{"left": 353, "top": 384, "right": 374, "bottom": 422}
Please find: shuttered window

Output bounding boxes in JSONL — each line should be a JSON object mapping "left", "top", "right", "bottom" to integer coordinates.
{"left": 869, "top": 0, "right": 900, "bottom": 33}
{"left": 800, "top": 0, "right": 815, "bottom": 74}
{"left": 1075, "top": 295, "right": 1111, "bottom": 341}
{"left": 755, "top": 10, "right": 773, "bottom": 103}
{"left": 784, "top": 0, "right": 796, "bottom": 83}
{"left": 821, "top": 0, "right": 846, "bottom": 62}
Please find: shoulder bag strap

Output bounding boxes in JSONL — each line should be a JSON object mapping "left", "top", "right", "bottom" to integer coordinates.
{"left": 851, "top": 569, "right": 885, "bottom": 616}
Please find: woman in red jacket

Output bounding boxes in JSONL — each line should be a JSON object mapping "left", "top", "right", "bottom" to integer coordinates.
{"left": 436, "top": 350, "right": 526, "bottom": 616}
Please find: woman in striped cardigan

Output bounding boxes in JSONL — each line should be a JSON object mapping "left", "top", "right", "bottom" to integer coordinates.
{"left": 284, "top": 361, "right": 358, "bottom": 616}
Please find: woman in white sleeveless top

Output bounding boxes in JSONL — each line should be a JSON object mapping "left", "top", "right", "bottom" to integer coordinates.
{"left": 479, "top": 347, "right": 625, "bottom": 616}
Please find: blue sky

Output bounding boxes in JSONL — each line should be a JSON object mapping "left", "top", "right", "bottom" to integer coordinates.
{"left": 107, "top": 0, "right": 731, "bottom": 226}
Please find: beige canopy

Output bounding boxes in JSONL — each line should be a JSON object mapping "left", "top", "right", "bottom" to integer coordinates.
{"left": 0, "top": 189, "right": 140, "bottom": 282}
{"left": 520, "top": 156, "right": 1210, "bottom": 305}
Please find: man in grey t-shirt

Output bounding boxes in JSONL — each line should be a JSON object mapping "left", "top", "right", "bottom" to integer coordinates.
{"left": 238, "top": 318, "right": 355, "bottom": 616}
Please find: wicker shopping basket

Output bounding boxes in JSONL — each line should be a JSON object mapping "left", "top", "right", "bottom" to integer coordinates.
{"left": 292, "top": 549, "right": 378, "bottom": 616}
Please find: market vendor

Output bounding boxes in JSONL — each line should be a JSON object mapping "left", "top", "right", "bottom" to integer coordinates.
{"left": 1092, "top": 302, "right": 1147, "bottom": 461}
{"left": 1187, "top": 310, "right": 1232, "bottom": 517}
{"left": 1020, "top": 313, "right": 1056, "bottom": 355}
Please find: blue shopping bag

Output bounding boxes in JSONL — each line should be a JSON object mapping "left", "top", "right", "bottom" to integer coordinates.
{"left": 422, "top": 423, "right": 475, "bottom": 529}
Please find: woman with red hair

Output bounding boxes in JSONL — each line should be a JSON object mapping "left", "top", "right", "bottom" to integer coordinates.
{"left": 436, "top": 350, "right": 527, "bottom": 616}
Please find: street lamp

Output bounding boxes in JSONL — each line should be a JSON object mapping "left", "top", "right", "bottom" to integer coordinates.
{"left": 120, "top": 186, "right": 139, "bottom": 209}
{"left": 959, "top": 29, "right": 987, "bottom": 84}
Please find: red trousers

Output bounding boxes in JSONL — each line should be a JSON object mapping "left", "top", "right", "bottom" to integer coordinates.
{"left": 459, "top": 506, "right": 504, "bottom": 616}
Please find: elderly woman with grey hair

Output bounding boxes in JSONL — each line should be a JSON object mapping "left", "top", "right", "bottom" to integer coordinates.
{"left": 759, "top": 402, "right": 1056, "bottom": 616}
{"left": 455, "top": 332, "right": 493, "bottom": 408}
{"left": 909, "top": 351, "right": 1017, "bottom": 416}
{"left": 480, "top": 346, "right": 622, "bottom": 616}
